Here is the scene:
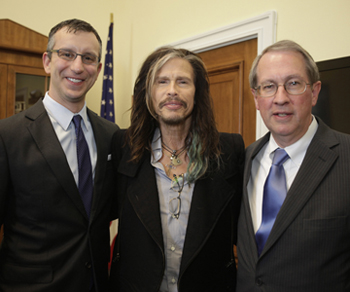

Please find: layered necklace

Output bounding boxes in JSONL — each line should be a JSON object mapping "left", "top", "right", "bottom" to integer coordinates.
{"left": 162, "top": 142, "right": 187, "bottom": 175}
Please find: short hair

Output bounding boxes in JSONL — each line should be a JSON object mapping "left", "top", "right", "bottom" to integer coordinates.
{"left": 127, "top": 46, "right": 221, "bottom": 182}
{"left": 46, "top": 18, "right": 102, "bottom": 60}
{"left": 249, "top": 40, "right": 320, "bottom": 89}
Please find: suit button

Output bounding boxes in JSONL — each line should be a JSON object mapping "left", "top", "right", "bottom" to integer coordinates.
{"left": 85, "top": 262, "right": 92, "bottom": 269}
{"left": 255, "top": 278, "right": 263, "bottom": 286}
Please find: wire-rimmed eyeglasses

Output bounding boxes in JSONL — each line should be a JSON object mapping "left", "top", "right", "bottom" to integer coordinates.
{"left": 47, "top": 49, "right": 100, "bottom": 65}
{"left": 169, "top": 174, "right": 184, "bottom": 220}
{"left": 254, "top": 78, "right": 311, "bottom": 97}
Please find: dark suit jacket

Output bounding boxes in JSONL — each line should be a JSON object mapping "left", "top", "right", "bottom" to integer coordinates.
{"left": 109, "top": 130, "right": 244, "bottom": 292}
{"left": 237, "top": 117, "right": 350, "bottom": 292}
{"left": 0, "top": 99, "right": 119, "bottom": 292}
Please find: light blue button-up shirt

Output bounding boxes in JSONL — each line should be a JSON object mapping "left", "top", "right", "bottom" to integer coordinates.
{"left": 151, "top": 128, "right": 195, "bottom": 292}
{"left": 42, "top": 93, "right": 97, "bottom": 185}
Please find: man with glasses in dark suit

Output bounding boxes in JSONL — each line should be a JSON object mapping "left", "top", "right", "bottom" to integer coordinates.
{"left": 0, "top": 19, "right": 119, "bottom": 292}
{"left": 237, "top": 40, "right": 350, "bottom": 292}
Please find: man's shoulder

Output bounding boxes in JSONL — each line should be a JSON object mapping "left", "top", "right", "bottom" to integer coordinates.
{"left": 314, "top": 118, "right": 350, "bottom": 147}
{"left": 87, "top": 109, "right": 120, "bottom": 131}
{"left": 219, "top": 132, "right": 245, "bottom": 151}
{"left": 0, "top": 101, "right": 46, "bottom": 132}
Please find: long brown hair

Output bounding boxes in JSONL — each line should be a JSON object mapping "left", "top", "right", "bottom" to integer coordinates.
{"left": 126, "top": 46, "right": 221, "bottom": 181}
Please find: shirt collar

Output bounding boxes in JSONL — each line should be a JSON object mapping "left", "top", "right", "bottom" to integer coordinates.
{"left": 43, "top": 92, "right": 89, "bottom": 131}
{"left": 151, "top": 128, "right": 162, "bottom": 163}
{"left": 267, "top": 115, "right": 318, "bottom": 165}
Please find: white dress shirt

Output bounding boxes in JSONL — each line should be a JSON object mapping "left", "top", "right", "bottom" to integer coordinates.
{"left": 151, "top": 128, "right": 195, "bottom": 292}
{"left": 248, "top": 116, "right": 318, "bottom": 233}
{"left": 42, "top": 92, "right": 97, "bottom": 185}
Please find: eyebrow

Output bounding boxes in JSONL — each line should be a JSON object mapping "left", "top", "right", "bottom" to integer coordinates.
{"left": 155, "top": 75, "right": 193, "bottom": 82}
{"left": 260, "top": 74, "right": 304, "bottom": 84}
{"left": 59, "top": 48, "right": 98, "bottom": 56}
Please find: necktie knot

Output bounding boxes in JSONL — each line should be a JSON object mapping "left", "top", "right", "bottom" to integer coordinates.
{"left": 272, "top": 148, "right": 289, "bottom": 166}
{"left": 72, "top": 115, "right": 82, "bottom": 135}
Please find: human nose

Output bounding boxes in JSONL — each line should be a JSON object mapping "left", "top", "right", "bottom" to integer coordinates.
{"left": 273, "top": 84, "right": 290, "bottom": 104}
{"left": 70, "top": 55, "right": 84, "bottom": 73}
{"left": 167, "top": 81, "right": 178, "bottom": 96}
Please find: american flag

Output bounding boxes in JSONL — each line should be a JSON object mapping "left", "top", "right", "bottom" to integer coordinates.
{"left": 100, "top": 21, "right": 115, "bottom": 122}
{"left": 100, "top": 17, "right": 118, "bottom": 270}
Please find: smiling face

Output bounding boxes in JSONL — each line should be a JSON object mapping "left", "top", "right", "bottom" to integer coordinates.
{"left": 253, "top": 50, "right": 321, "bottom": 147}
{"left": 151, "top": 57, "right": 196, "bottom": 128}
{"left": 42, "top": 28, "right": 102, "bottom": 112}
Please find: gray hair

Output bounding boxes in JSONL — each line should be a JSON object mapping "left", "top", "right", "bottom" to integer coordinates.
{"left": 249, "top": 40, "right": 320, "bottom": 89}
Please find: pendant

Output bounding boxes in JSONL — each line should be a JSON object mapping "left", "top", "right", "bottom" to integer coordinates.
{"left": 166, "top": 163, "right": 176, "bottom": 170}
{"left": 171, "top": 155, "right": 182, "bottom": 166}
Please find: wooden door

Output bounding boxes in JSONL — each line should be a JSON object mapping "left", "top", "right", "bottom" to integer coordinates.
{"left": 0, "top": 64, "right": 7, "bottom": 119}
{"left": 198, "top": 39, "right": 257, "bottom": 266}
{"left": 198, "top": 38, "right": 257, "bottom": 146}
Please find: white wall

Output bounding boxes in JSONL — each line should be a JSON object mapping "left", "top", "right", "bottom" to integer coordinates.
{"left": 1, "top": 0, "right": 349, "bottom": 129}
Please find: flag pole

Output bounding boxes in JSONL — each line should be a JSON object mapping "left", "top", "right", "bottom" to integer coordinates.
{"left": 100, "top": 13, "right": 115, "bottom": 122}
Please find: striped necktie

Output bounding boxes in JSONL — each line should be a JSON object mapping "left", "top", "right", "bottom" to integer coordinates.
{"left": 72, "top": 115, "right": 93, "bottom": 217}
{"left": 255, "top": 148, "right": 289, "bottom": 256}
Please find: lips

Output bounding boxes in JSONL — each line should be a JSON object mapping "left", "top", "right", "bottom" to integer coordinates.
{"left": 160, "top": 98, "right": 186, "bottom": 109}
{"left": 273, "top": 112, "right": 291, "bottom": 118}
{"left": 67, "top": 77, "right": 84, "bottom": 83}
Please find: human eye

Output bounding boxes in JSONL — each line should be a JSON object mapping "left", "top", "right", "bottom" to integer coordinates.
{"left": 262, "top": 83, "right": 276, "bottom": 91}
{"left": 156, "top": 78, "right": 168, "bottom": 85}
{"left": 59, "top": 49, "right": 75, "bottom": 60}
{"left": 178, "top": 77, "right": 193, "bottom": 86}
{"left": 287, "top": 79, "right": 302, "bottom": 87}
{"left": 83, "top": 54, "right": 97, "bottom": 64}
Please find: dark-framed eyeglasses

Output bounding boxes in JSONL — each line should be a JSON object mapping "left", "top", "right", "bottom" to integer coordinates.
{"left": 169, "top": 174, "right": 184, "bottom": 220}
{"left": 254, "top": 78, "right": 311, "bottom": 97}
{"left": 47, "top": 49, "right": 100, "bottom": 65}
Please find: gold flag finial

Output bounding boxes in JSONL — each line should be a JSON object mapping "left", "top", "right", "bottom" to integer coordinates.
{"left": 110, "top": 13, "right": 114, "bottom": 23}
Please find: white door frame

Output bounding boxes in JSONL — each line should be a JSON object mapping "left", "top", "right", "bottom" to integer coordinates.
{"left": 170, "top": 10, "right": 277, "bottom": 140}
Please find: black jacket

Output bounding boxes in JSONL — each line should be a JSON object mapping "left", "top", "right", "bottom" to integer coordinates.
{"left": 109, "top": 130, "right": 244, "bottom": 292}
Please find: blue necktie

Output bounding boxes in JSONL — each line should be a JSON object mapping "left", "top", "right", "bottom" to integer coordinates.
{"left": 256, "top": 148, "right": 289, "bottom": 256}
{"left": 72, "top": 115, "right": 93, "bottom": 218}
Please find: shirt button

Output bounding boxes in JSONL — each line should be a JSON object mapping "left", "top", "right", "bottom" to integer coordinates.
{"left": 255, "top": 278, "right": 263, "bottom": 286}
{"left": 171, "top": 277, "right": 176, "bottom": 284}
{"left": 170, "top": 245, "right": 176, "bottom": 251}
{"left": 85, "top": 262, "right": 92, "bottom": 269}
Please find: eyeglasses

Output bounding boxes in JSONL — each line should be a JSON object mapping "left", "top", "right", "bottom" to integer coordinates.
{"left": 47, "top": 49, "right": 100, "bottom": 65}
{"left": 255, "top": 78, "right": 311, "bottom": 97}
{"left": 169, "top": 174, "right": 184, "bottom": 220}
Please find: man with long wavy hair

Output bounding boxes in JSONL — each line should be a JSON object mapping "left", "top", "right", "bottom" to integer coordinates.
{"left": 109, "top": 47, "right": 244, "bottom": 292}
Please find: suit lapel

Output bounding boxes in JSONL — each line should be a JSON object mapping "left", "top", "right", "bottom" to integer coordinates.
{"left": 242, "top": 134, "right": 270, "bottom": 262}
{"left": 180, "top": 173, "right": 235, "bottom": 274}
{"left": 261, "top": 121, "right": 339, "bottom": 257}
{"left": 118, "top": 152, "right": 164, "bottom": 250}
{"left": 87, "top": 110, "right": 108, "bottom": 220}
{"left": 26, "top": 100, "right": 88, "bottom": 219}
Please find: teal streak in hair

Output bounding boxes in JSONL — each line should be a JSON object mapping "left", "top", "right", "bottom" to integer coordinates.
{"left": 186, "top": 133, "right": 208, "bottom": 183}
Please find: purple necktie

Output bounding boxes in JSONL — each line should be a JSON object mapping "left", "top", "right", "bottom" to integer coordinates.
{"left": 256, "top": 148, "right": 289, "bottom": 256}
{"left": 72, "top": 115, "right": 93, "bottom": 218}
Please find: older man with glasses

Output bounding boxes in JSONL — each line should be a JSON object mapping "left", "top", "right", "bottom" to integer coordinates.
{"left": 237, "top": 40, "right": 350, "bottom": 292}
